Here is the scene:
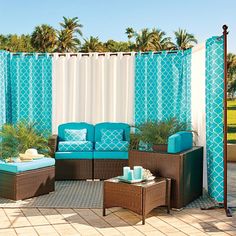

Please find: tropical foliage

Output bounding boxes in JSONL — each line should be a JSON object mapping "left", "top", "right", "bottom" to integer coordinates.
{"left": 0, "top": 16, "right": 198, "bottom": 53}
{"left": 227, "top": 53, "right": 236, "bottom": 98}
{"left": 1, "top": 16, "right": 235, "bottom": 97}
{"left": 0, "top": 34, "right": 34, "bottom": 52}
{"left": 174, "top": 29, "right": 198, "bottom": 49}
{"left": 132, "top": 28, "right": 174, "bottom": 51}
{"left": 136, "top": 118, "right": 188, "bottom": 145}
{"left": 80, "top": 36, "right": 104, "bottom": 52}
{"left": 0, "top": 122, "right": 50, "bottom": 160}
{"left": 31, "top": 24, "right": 57, "bottom": 52}
{"left": 56, "top": 17, "right": 83, "bottom": 52}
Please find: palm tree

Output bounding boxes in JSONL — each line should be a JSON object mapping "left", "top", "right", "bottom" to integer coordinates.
{"left": 151, "top": 28, "right": 175, "bottom": 51}
{"left": 31, "top": 24, "right": 57, "bottom": 52}
{"left": 60, "top": 16, "right": 83, "bottom": 36}
{"left": 134, "top": 28, "right": 154, "bottom": 51}
{"left": 125, "top": 27, "right": 134, "bottom": 40}
{"left": 57, "top": 29, "right": 80, "bottom": 52}
{"left": 174, "top": 29, "right": 197, "bottom": 49}
{"left": 56, "top": 17, "right": 83, "bottom": 52}
{"left": 104, "top": 40, "right": 130, "bottom": 52}
{"left": 80, "top": 36, "right": 104, "bottom": 52}
{"left": 133, "top": 28, "right": 174, "bottom": 51}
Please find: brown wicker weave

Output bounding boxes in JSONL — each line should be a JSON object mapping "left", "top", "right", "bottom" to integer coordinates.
{"left": 55, "top": 159, "right": 93, "bottom": 180}
{"left": 48, "top": 134, "right": 58, "bottom": 157}
{"left": 0, "top": 166, "right": 55, "bottom": 200}
{"left": 94, "top": 159, "right": 128, "bottom": 180}
{"left": 103, "top": 177, "right": 171, "bottom": 224}
{"left": 129, "top": 147, "right": 203, "bottom": 209}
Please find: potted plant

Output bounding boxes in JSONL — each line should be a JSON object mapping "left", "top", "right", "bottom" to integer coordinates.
{"left": 137, "top": 118, "right": 189, "bottom": 152}
{"left": 0, "top": 121, "right": 50, "bottom": 161}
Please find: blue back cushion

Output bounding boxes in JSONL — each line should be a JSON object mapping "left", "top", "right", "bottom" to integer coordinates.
{"left": 64, "top": 129, "right": 87, "bottom": 141}
{"left": 167, "top": 131, "right": 193, "bottom": 153}
{"left": 95, "top": 122, "right": 130, "bottom": 142}
{"left": 101, "top": 129, "right": 123, "bottom": 142}
{"left": 58, "top": 122, "right": 94, "bottom": 142}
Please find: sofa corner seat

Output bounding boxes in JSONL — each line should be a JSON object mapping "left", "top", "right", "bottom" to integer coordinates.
{"left": 54, "top": 122, "right": 94, "bottom": 180}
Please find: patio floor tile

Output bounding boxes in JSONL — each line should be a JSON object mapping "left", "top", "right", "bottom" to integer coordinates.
{"left": 0, "top": 228, "right": 17, "bottom": 236}
{"left": 0, "top": 207, "right": 235, "bottom": 236}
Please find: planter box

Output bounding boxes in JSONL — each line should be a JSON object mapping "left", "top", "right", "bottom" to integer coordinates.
{"left": 129, "top": 147, "right": 203, "bottom": 209}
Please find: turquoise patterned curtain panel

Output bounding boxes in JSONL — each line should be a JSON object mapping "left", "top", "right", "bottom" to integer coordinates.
{"left": 135, "top": 50, "right": 191, "bottom": 125}
{"left": 206, "top": 36, "right": 224, "bottom": 202}
{"left": 0, "top": 51, "right": 9, "bottom": 128}
{"left": 8, "top": 54, "right": 52, "bottom": 132}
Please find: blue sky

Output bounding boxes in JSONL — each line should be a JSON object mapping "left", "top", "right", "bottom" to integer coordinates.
{"left": 0, "top": 0, "right": 235, "bottom": 52}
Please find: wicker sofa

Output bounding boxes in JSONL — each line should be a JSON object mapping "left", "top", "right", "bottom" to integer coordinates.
{"left": 49, "top": 122, "right": 130, "bottom": 180}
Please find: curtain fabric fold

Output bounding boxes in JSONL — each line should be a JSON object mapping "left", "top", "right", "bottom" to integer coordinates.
{"left": 191, "top": 43, "right": 207, "bottom": 188}
{"left": 205, "top": 36, "right": 224, "bottom": 202}
{"left": 0, "top": 51, "right": 9, "bottom": 128}
{"left": 52, "top": 53, "right": 135, "bottom": 133}
{"left": 134, "top": 50, "right": 191, "bottom": 125}
{"left": 8, "top": 54, "right": 52, "bottom": 132}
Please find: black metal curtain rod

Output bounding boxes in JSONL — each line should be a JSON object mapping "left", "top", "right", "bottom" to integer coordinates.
{"left": 10, "top": 50, "right": 183, "bottom": 57}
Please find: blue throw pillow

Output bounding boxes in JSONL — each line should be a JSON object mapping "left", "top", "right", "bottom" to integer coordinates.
{"left": 64, "top": 129, "right": 87, "bottom": 141}
{"left": 101, "top": 129, "right": 123, "bottom": 142}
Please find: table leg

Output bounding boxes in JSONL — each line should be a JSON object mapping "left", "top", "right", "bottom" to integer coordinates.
{"left": 166, "top": 178, "right": 171, "bottom": 214}
{"left": 103, "top": 207, "right": 106, "bottom": 216}
{"left": 142, "top": 215, "right": 145, "bottom": 225}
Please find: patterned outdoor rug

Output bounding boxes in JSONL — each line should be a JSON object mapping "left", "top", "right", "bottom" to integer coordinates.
{"left": 0, "top": 181, "right": 103, "bottom": 208}
{"left": 0, "top": 181, "right": 219, "bottom": 209}
{"left": 185, "top": 189, "right": 219, "bottom": 209}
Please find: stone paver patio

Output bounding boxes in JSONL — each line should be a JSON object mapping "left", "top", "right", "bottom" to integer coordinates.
{"left": 0, "top": 207, "right": 235, "bottom": 236}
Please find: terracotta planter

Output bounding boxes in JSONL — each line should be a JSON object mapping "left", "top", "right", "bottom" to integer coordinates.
{"left": 152, "top": 144, "right": 168, "bottom": 152}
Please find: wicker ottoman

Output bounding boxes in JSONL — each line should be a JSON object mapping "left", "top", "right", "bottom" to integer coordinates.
{"left": 103, "top": 177, "right": 171, "bottom": 224}
{"left": 0, "top": 158, "right": 55, "bottom": 200}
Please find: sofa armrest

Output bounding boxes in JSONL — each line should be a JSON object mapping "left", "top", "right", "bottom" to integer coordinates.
{"left": 48, "top": 135, "right": 58, "bottom": 157}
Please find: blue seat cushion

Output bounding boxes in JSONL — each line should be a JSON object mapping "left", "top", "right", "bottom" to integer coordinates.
{"left": 95, "top": 141, "right": 129, "bottom": 151}
{"left": 101, "top": 129, "right": 123, "bottom": 142}
{"left": 64, "top": 128, "right": 87, "bottom": 141}
{"left": 55, "top": 152, "right": 93, "bottom": 160}
{"left": 0, "top": 158, "right": 55, "bottom": 173}
{"left": 93, "top": 151, "right": 128, "bottom": 160}
{"left": 167, "top": 131, "right": 193, "bottom": 153}
{"left": 58, "top": 141, "right": 93, "bottom": 152}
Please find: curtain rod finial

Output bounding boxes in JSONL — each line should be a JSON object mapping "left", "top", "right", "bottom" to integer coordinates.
{"left": 223, "top": 25, "right": 228, "bottom": 32}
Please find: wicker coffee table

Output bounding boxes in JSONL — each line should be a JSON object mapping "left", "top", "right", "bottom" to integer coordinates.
{"left": 103, "top": 177, "right": 171, "bottom": 224}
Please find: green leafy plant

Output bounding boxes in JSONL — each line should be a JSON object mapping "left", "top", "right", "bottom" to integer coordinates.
{"left": 129, "top": 133, "right": 142, "bottom": 150}
{"left": 137, "top": 118, "right": 189, "bottom": 145}
{"left": 0, "top": 122, "right": 50, "bottom": 160}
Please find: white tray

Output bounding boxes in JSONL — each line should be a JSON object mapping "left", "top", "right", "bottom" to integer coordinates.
{"left": 116, "top": 176, "right": 155, "bottom": 183}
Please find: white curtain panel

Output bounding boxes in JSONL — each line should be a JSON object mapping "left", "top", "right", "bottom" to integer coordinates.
{"left": 191, "top": 43, "right": 207, "bottom": 188}
{"left": 52, "top": 53, "right": 135, "bottom": 133}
